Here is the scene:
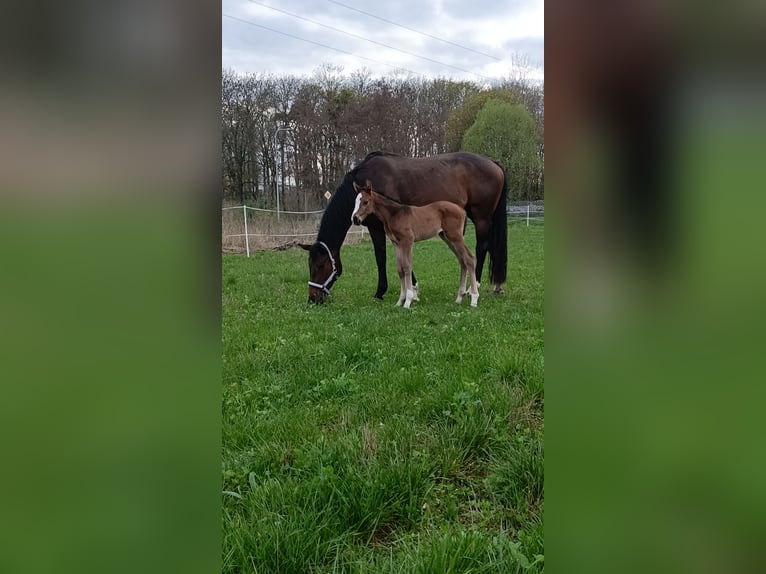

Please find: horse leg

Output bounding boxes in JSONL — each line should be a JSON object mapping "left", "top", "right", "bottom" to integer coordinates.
{"left": 396, "top": 269, "right": 406, "bottom": 307}
{"left": 439, "top": 231, "right": 467, "bottom": 304}
{"left": 411, "top": 271, "right": 419, "bottom": 301}
{"left": 457, "top": 262, "right": 468, "bottom": 304}
{"left": 398, "top": 242, "right": 416, "bottom": 309}
{"left": 455, "top": 238, "right": 479, "bottom": 307}
{"left": 473, "top": 219, "right": 490, "bottom": 289}
{"left": 394, "top": 245, "right": 407, "bottom": 306}
{"left": 446, "top": 224, "right": 478, "bottom": 305}
{"left": 465, "top": 248, "right": 479, "bottom": 307}
{"left": 368, "top": 225, "right": 388, "bottom": 300}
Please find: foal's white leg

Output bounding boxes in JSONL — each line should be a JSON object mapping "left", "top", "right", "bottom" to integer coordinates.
{"left": 438, "top": 232, "right": 466, "bottom": 305}
{"left": 461, "top": 269, "right": 470, "bottom": 297}
{"left": 394, "top": 249, "right": 412, "bottom": 307}
{"left": 467, "top": 257, "right": 479, "bottom": 307}
{"left": 404, "top": 279, "right": 415, "bottom": 308}
{"left": 400, "top": 244, "right": 416, "bottom": 309}
{"left": 456, "top": 262, "right": 467, "bottom": 304}
{"left": 403, "top": 269, "right": 415, "bottom": 309}
{"left": 396, "top": 275, "right": 407, "bottom": 307}
{"left": 452, "top": 238, "right": 479, "bottom": 307}
{"left": 469, "top": 270, "right": 480, "bottom": 307}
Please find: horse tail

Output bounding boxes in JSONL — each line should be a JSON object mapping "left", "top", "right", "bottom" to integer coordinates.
{"left": 489, "top": 166, "right": 508, "bottom": 286}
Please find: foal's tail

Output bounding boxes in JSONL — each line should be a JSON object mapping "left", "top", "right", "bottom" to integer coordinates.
{"left": 489, "top": 166, "right": 508, "bottom": 286}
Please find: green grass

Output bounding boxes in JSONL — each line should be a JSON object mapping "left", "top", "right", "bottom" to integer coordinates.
{"left": 222, "top": 223, "right": 544, "bottom": 573}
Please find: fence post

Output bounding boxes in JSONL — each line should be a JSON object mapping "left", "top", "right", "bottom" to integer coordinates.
{"left": 526, "top": 204, "right": 530, "bottom": 227}
{"left": 242, "top": 205, "right": 250, "bottom": 257}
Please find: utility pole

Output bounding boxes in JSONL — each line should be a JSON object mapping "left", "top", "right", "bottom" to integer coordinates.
{"left": 273, "top": 127, "right": 292, "bottom": 220}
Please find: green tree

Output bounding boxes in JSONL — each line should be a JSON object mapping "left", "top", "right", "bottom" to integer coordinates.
{"left": 461, "top": 99, "right": 542, "bottom": 201}
{"left": 445, "top": 88, "right": 516, "bottom": 152}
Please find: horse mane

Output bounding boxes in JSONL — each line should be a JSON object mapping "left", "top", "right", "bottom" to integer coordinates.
{"left": 316, "top": 151, "right": 402, "bottom": 247}
{"left": 350, "top": 151, "right": 403, "bottom": 201}
{"left": 317, "top": 171, "right": 356, "bottom": 248}
{"left": 358, "top": 150, "right": 400, "bottom": 164}
{"left": 370, "top": 188, "right": 408, "bottom": 208}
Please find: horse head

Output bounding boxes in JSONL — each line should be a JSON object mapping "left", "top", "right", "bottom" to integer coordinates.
{"left": 299, "top": 241, "right": 342, "bottom": 304}
{"left": 351, "top": 180, "right": 375, "bottom": 225}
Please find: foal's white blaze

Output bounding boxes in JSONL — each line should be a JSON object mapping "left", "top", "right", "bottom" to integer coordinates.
{"left": 351, "top": 194, "right": 362, "bottom": 223}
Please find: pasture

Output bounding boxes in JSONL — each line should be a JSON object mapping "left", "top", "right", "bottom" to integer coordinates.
{"left": 222, "top": 223, "right": 544, "bottom": 573}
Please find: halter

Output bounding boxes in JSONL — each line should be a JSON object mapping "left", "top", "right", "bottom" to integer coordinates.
{"left": 307, "top": 241, "right": 339, "bottom": 295}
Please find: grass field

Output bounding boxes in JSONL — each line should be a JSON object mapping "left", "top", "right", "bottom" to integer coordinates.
{"left": 222, "top": 223, "right": 544, "bottom": 573}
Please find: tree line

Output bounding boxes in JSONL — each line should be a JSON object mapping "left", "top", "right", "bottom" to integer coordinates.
{"left": 222, "top": 65, "right": 544, "bottom": 211}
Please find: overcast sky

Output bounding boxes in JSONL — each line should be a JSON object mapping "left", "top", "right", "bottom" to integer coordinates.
{"left": 222, "top": 0, "right": 543, "bottom": 83}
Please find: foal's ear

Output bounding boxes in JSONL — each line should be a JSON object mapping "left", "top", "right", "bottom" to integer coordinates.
{"left": 298, "top": 243, "right": 312, "bottom": 251}
{"left": 352, "top": 181, "right": 362, "bottom": 194}
{"left": 365, "top": 179, "right": 374, "bottom": 192}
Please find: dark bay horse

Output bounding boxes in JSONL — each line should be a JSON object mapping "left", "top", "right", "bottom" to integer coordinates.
{"left": 352, "top": 181, "right": 479, "bottom": 308}
{"left": 300, "top": 151, "right": 507, "bottom": 304}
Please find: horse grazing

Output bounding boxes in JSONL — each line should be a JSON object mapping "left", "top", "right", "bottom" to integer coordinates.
{"left": 301, "top": 151, "right": 507, "bottom": 304}
{"left": 352, "top": 181, "right": 479, "bottom": 308}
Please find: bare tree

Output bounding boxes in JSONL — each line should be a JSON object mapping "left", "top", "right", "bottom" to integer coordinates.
{"left": 222, "top": 67, "right": 544, "bottom": 207}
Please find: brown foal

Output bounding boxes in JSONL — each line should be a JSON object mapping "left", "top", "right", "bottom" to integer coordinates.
{"left": 351, "top": 180, "right": 479, "bottom": 309}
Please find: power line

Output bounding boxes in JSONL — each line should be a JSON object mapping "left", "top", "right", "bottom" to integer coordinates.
{"left": 223, "top": 13, "right": 425, "bottom": 77}
{"left": 323, "top": 0, "right": 504, "bottom": 62}
{"left": 247, "top": 0, "right": 492, "bottom": 80}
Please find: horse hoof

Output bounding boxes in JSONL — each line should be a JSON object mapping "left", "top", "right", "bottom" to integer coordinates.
{"left": 493, "top": 288, "right": 504, "bottom": 295}
{"left": 373, "top": 296, "right": 384, "bottom": 302}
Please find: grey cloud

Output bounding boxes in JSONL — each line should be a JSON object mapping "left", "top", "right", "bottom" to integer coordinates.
{"left": 223, "top": 0, "right": 543, "bottom": 80}
{"left": 295, "top": 0, "right": 440, "bottom": 30}
{"left": 440, "top": 0, "right": 531, "bottom": 20}
{"left": 502, "top": 36, "right": 544, "bottom": 66}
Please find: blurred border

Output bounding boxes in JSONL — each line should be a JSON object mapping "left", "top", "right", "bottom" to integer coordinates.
{"left": 0, "top": 2, "right": 222, "bottom": 573}
{"left": 547, "top": 1, "right": 766, "bottom": 572}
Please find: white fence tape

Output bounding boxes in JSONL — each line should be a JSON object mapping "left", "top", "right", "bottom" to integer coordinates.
{"left": 222, "top": 203, "right": 542, "bottom": 256}
{"left": 224, "top": 230, "right": 367, "bottom": 239}
{"left": 222, "top": 205, "right": 325, "bottom": 215}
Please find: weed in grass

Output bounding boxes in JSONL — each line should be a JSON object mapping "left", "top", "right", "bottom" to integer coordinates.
{"left": 485, "top": 430, "right": 545, "bottom": 527}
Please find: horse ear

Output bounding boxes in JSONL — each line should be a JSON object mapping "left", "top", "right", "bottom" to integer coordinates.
{"left": 298, "top": 243, "right": 312, "bottom": 251}
{"left": 365, "top": 179, "right": 374, "bottom": 191}
{"left": 352, "top": 181, "right": 361, "bottom": 193}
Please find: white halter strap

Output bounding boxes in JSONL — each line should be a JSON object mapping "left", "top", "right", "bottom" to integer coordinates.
{"left": 307, "top": 241, "right": 339, "bottom": 294}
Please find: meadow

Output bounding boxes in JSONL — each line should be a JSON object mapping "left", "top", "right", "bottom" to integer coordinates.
{"left": 222, "top": 222, "right": 544, "bottom": 573}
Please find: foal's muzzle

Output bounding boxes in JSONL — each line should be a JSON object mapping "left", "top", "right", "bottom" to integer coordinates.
{"left": 352, "top": 216, "right": 361, "bottom": 226}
